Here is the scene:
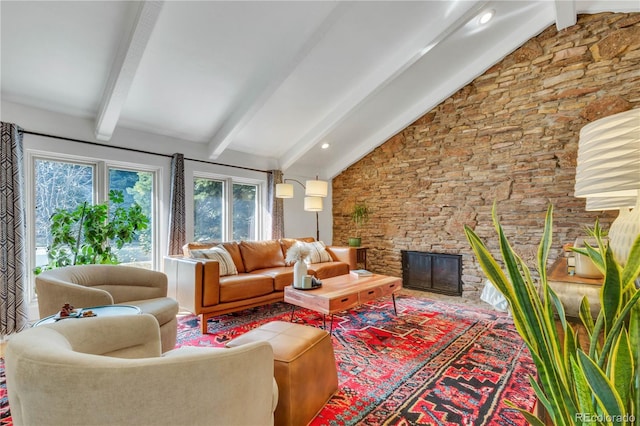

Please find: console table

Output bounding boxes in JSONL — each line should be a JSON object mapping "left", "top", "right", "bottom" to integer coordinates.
{"left": 547, "top": 257, "right": 602, "bottom": 319}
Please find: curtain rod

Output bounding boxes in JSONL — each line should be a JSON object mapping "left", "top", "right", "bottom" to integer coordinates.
{"left": 22, "top": 130, "right": 271, "bottom": 175}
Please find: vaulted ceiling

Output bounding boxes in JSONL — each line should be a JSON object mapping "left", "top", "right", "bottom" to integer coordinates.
{"left": 2, "top": 1, "right": 638, "bottom": 178}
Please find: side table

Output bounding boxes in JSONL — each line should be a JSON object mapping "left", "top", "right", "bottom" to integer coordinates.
{"left": 33, "top": 305, "right": 141, "bottom": 326}
{"left": 355, "top": 247, "right": 368, "bottom": 269}
{"left": 547, "top": 258, "right": 602, "bottom": 319}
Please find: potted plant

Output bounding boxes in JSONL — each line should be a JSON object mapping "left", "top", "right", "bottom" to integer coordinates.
{"left": 349, "top": 202, "right": 370, "bottom": 247}
{"left": 34, "top": 190, "right": 149, "bottom": 273}
{"left": 464, "top": 204, "right": 639, "bottom": 425}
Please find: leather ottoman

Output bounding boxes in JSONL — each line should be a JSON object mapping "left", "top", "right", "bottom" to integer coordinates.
{"left": 226, "top": 321, "right": 338, "bottom": 426}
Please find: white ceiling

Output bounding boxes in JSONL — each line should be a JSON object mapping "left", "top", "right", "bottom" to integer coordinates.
{"left": 2, "top": 1, "right": 638, "bottom": 178}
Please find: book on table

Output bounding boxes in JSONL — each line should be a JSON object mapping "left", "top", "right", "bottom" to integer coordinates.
{"left": 350, "top": 269, "right": 373, "bottom": 277}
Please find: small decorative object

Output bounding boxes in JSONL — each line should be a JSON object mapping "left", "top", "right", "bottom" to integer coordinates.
{"left": 349, "top": 202, "right": 371, "bottom": 247}
{"left": 302, "top": 275, "right": 313, "bottom": 289}
{"left": 59, "top": 303, "right": 76, "bottom": 317}
{"left": 286, "top": 243, "right": 311, "bottom": 289}
{"left": 350, "top": 269, "right": 373, "bottom": 278}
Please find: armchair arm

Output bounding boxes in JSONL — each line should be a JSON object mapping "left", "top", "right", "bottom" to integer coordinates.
{"left": 35, "top": 277, "right": 114, "bottom": 318}
{"left": 326, "top": 246, "right": 357, "bottom": 269}
{"left": 44, "top": 314, "right": 162, "bottom": 358}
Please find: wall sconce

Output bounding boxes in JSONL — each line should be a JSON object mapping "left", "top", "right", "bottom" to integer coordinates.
{"left": 575, "top": 108, "right": 640, "bottom": 265}
{"left": 276, "top": 177, "right": 329, "bottom": 241}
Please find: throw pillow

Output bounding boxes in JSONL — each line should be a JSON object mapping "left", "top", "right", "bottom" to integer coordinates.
{"left": 302, "top": 241, "right": 332, "bottom": 264}
{"left": 190, "top": 245, "right": 238, "bottom": 276}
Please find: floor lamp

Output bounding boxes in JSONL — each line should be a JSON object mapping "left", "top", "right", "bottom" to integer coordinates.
{"left": 276, "top": 177, "right": 328, "bottom": 241}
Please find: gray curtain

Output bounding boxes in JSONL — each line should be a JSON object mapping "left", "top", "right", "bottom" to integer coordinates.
{"left": 167, "top": 153, "right": 186, "bottom": 255}
{"left": 268, "top": 170, "right": 284, "bottom": 239}
{"left": 0, "top": 122, "right": 29, "bottom": 335}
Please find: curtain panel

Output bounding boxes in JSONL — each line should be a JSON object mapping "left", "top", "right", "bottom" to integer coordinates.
{"left": 0, "top": 122, "right": 30, "bottom": 335}
{"left": 269, "top": 170, "right": 284, "bottom": 239}
{"left": 167, "top": 153, "right": 186, "bottom": 256}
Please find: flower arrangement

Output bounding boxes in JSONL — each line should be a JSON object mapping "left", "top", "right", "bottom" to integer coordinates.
{"left": 286, "top": 243, "right": 310, "bottom": 264}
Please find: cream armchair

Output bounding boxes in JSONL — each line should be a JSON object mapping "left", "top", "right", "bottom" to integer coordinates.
{"left": 5, "top": 314, "right": 278, "bottom": 426}
{"left": 36, "top": 265, "right": 179, "bottom": 352}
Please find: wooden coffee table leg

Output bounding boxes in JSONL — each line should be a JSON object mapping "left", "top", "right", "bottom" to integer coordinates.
{"left": 392, "top": 294, "right": 398, "bottom": 315}
{"left": 290, "top": 305, "right": 296, "bottom": 322}
{"left": 329, "top": 315, "right": 334, "bottom": 335}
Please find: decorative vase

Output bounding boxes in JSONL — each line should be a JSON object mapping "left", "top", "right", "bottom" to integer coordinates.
{"left": 348, "top": 237, "right": 361, "bottom": 247}
{"left": 293, "top": 260, "right": 307, "bottom": 289}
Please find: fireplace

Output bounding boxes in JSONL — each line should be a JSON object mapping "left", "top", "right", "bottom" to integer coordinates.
{"left": 401, "top": 251, "right": 462, "bottom": 296}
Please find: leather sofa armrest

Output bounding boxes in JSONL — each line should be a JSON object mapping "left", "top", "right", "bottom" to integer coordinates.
{"left": 326, "top": 246, "right": 357, "bottom": 270}
{"left": 164, "top": 256, "right": 221, "bottom": 314}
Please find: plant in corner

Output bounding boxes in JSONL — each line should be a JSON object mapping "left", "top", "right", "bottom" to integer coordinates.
{"left": 349, "top": 202, "right": 371, "bottom": 247}
{"left": 464, "top": 204, "right": 639, "bottom": 425}
{"left": 34, "top": 190, "right": 149, "bottom": 273}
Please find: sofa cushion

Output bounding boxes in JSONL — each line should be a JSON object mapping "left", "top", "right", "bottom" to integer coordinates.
{"left": 219, "top": 242, "right": 246, "bottom": 273}
{"left": 240, "top": 241, "right": 286, "bottom": 272}
{"left": 218, "top": 274, "right": 274, "bottom": 303}
{"left": 182, "top": 241, "right": 218, "bottom": 257}
{"left": 190, "top": 246, "right": 238, "bottom": 276}
{"left": 301, "top": 241, "right": 332, "bottom": 263}
{"left": 250, "top": 267, "right": 294, "bottom": 291}
{"left": 308, "top": 262, "right": 349, "bottom": 280}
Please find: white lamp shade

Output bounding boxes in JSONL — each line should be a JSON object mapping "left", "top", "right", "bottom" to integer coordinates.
{"left": 305, "top": 180, "right": 328, "bottom": 197}
{"left": 304, "top": 196, "right": 323, "bottom": 212}
{"left": 575, "top": 109, "right": 640, "bottom": 198}
{"left": 585, "top": 195, "right": 637, "bottom": 211}
{"left": 275, "top": 183, "right": 294, "bottom": 198}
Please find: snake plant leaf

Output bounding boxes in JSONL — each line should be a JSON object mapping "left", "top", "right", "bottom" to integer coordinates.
{"left": 505, "top": 399, "right": 546, "bottom": 426}
{"left": 620, "top": 234, "right": 640, "bottom": 289}
{"left": 579, "top": 296, "right": 595, "bottom": 336}
{"left": 570, "top": 356, "right": 596, "bottom": 422}
{"left": 577, "top": 350, "right": 625, "bottom": 424}
{"left": 609, "top": 330, "right": 633, "bottom": 410}
{"left": 537, "top": 204, "right": 553, "bottom": 284}
{"left": 598, "top": 289, "right": 640, "bottom": 369}
{"left": 600, "top": 247, "right": 622, "bottom": 335}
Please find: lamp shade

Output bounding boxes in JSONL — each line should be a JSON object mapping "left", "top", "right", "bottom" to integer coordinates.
{"left": 585, "top": 196, "right": 637, "bottom": 211}
{"left": 275, "top": 183, "right": 294, "bottom": 198}
{"left": 574, "top": 109, "right": 640, "bottom": 198}
{"left": 305, "top": 180, "right": 328, "bottom": 197}
{"left": 304, "top": 196, "right": 323, "bottom": 212}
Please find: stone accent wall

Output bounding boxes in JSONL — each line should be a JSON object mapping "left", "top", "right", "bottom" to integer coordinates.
{"left": 332, "top": 13, "right": 640, "bottom": 300}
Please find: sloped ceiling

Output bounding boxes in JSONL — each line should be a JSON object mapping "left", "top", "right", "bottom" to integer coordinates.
{"left": 2, "top": 1, "right": 638, "bottom": 178}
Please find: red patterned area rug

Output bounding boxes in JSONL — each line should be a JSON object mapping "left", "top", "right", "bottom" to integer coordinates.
{"left": 0, "top": 295, "right": 535, "bottom": 426}
{"left": 177, "top": 295, "right": 537, "bottom": 425}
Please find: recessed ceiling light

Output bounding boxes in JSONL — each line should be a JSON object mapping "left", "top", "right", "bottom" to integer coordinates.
{"left": 479, "top": 10, "right": 494, "bottom": 25}
{"left": 321, "top": 143, "right": 330, "bottom": 149}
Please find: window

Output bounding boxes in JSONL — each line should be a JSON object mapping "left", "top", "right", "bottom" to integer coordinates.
{"left": 34, "top": 158, "right": 95, "bottom": 270}
{"left": 193, "top": 177, "right": 224, "bottom": 241}
{"left": 29, "top": 155, "right": 158, "bottom": 302}
{"left": 108, "top": 168, "right": 154, "bottom": 268}
{"left": 233, "top": 183, "right": 257, "bottom": 241}
{"left": 194, "top": 176, "right": 260, "bottom": 242}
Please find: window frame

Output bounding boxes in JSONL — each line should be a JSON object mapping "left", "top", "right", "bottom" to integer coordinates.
{"left": 192, "top": 173, "right": 264, "bottom": 242}
{"left": 25, "top": 151, "right": 160, "bottom": 305}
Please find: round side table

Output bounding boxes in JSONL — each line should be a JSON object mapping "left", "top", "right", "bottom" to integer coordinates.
{"left": 33, "top": 305, "right": 141, "bottom": 327}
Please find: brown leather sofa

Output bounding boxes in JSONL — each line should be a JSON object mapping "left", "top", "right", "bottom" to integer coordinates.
{"left": 164, "top": 238, "right": 356, "bottom": 333}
